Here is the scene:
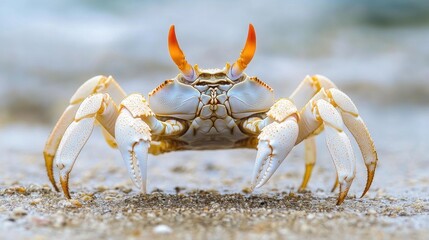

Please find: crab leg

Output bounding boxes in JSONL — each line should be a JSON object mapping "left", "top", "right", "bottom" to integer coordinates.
{"left": 290, "top": 75, "right": 337, "bottom": 109}
{"left": 313, "top": 99, "right": 356, "bottom": 205}
{"left": 250, "top": 99, "right": 299, "bottom": 189}
{"left": 299, "top": 137, "right": 317, "bottom": 191}
{"left": 327, "top": 88, "right": 378, "bottom": 197}
{"left": 55, "top": 93, "right": 119, "bottom": 198}
{"left": 115, "top": 108, "right": 151, "bottom": 193}
{"left": 291, "top": 75, "right": 377, "bottom": 197}
{"left": 295, "top": 89, "right": 357, "bottom": 204}
{"left": 290, "top": 75, "right": 336, "bottom": 189}
{"left": 116, "top": 94, "right": 186, "bottom": 192}
{"left": 252, "top": 89, "right": 358, "bottom": 204}
{"left": 44, "top": 76, "right": 126, "bottom": 191}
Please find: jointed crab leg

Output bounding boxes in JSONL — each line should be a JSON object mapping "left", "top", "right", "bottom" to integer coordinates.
{"left": 291, "top": 75, "right": 377, "bottom": 198}
{"left": 115, "top": 108, "right": 151, "bottom": 193}
{"left": 250, "top": 84, "right": 376, "bottom": 204}
{"left": 299, "top": 137, "right": 317, "bottom": 191}
{"left": 43, "top": 76, "right": 126, "bottom": 191}
{"left": 290, "top": 75, "right": 336, "bottom": 190}
{"left": 115, "top": 94, "right": 186, "bottom": 193}
{"left": 55, "top": 93, "right": 120, "bottom": 198}
{"left": 300, "top": 87, "right": 376, "bottom": 203}
{"left": 249, "top": 99, "right": 299, "bottom": 188}
{"left": 328, "top": 88, "right": 378, "bottom": 197}
{"left": 313, "top": 98, "right": 356, "bottom": 205}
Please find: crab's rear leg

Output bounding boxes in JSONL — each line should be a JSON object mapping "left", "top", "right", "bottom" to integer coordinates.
{"left": 299, "top": 136, "right": 317, "bottom": 191}
{"left": 44, "top": 76, "right": 126, "bottom": 191}
{"left": 115, "top": 94, "right": 186, "bottom": 193}
{"left": 290, "top": 75, "right": 336, "bottom": 190}
{"left": 56, "top": 93, "right": 119, "bottom": 198}
{"left": 297, "top": 88, "right": 377, "bottom": 204}
{"left": 327, "top": 88, "right": 378, "bottom": 197}
{"left": 312, "top": 98, "right": 357, "bottom": 205}
{"left": 291, "top": 75, "right": 377, "bottom": 196}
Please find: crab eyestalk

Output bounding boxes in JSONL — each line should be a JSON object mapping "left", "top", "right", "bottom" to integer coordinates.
{"left": 168, "top": 25, "right": 195, "bottom": 81}
{"left": 229, "top": 24, "right": 256, "bottom": 80}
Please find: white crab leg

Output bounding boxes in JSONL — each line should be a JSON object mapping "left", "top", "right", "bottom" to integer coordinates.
{"left": 289, "top": 75, "right": 337, "bottom": 190}
{"left": 116, "top": 94, "right": 186, "bottom": 193}
{"left": 290, "top": 75, "right": 337, "bottom": 109}
{"left": 327, "top": 88, "right": 378, "bottom": 197}
{"left": 55, "top": 93, "right": 119, "bottom": 198}
{"left": 115, "top": 109, "right": 151, "bottom": 193}
{"left": 314, "top": 99, "right": 356, "bottom": 205}
{"left": 250, "top": 99, "right": 299, "bottom": 189}
{"left": 44, "top": 75, "right": 126, "bottom": 191}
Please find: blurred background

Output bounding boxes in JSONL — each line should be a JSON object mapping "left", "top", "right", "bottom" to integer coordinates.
{"left": 0, "top": 0, "right": 428, "bottom": 197}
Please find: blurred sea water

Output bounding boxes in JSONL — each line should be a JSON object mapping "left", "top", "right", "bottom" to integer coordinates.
{"left": 1, "top": 0, "right": 429, "bottom": 123}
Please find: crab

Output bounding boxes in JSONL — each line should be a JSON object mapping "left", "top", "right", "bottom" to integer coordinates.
{"left": 43, "top": 24, "right": 378, "bottom": 205}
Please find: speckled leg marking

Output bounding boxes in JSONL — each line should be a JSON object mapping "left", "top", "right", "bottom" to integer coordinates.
{"left": 249, "top": 98, "right": 299, "bottom": 189}
{"left": 327, "top": 88, "right": 378, "bottom": 198}
{"left": 115, "top": 94, "right": 186, "bottom": 193}
{"left": 312, "top": 97, "right": 356, "bottom": 205}
{"left": 55, "top": 93, "right": 120, "bottom": 198}
{"left": 298, "top": 87, "right": 376, "bottom": 204}
{"left": 44, "top": 76, "right": 126, "bottom": 192}
{"left": 290, "top": 75, "right": 377, "bottom": 200}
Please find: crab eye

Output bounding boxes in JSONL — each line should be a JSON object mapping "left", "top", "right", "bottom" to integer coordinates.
{"left": 229, "top": 74, "right": 243, "bottom": 82}
{"left": 179, "top": 71, "right": 198, "bottom": 84}
{"left": 182, "top": 74, "right": 197, "bottom": 83}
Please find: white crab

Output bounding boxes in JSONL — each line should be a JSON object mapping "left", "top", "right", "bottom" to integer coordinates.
{"left": 44, "top": 24, "right": 377, "bottom": 204}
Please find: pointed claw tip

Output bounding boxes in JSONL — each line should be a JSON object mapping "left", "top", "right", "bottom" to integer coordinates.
{"left": 255, "top": 180, "right": 267, "bottom": 189}
{"left": 336, "top": 191, "right": 348, "bottom": 205}
{"left": 336, "top": 183, "right": 351, "bottom": 205}
{"left": 60, "top": 173, "right": 71, "bottom": 199}
{"left": 361, "top": 165, "right": 376, "bottom": 198}
{"left": 44, "top": 152, "right": 59, "bottom": 191}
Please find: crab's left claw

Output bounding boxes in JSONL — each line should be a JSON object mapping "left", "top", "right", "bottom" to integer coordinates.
{"left": 251, "top": 99, "right": 299, "bottom": 189}
{"left": 115, "top": 105, "right": 151, "bottom": 194}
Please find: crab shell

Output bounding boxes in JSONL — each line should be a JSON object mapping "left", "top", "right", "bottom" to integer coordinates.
{"left": 149, "top": 65, "right": 275, "bottom": 149}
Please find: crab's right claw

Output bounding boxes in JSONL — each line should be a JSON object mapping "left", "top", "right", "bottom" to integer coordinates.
{"left": 115, "top": 108, "right": 151, "bottom": 193}
{"left": 251, "top": 116, "right": 299, "bottom": 189}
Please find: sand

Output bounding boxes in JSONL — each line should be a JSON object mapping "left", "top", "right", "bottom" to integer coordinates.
{"left": 0, "top": 105, "right": 428, "bottom": 239}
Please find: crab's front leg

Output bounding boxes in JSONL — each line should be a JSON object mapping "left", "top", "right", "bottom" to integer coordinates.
{"left": 245, "top": 94, "right": 359, "bottom": 204}
{"left": 115, "top": 94, "right": 185, "bottom": 193}
{"left": 44, "top": 76, "right": 126, "bottom": 191}
{"left": 242, "top": 99, "right": 300, "bottom": 189}
{"left": 55, "top": 93, "right": 120, "bottom": 198}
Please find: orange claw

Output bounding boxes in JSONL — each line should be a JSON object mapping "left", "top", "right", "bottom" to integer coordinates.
{"left": 168, "top": 25, "right": 194, "bottom": 80}
{"left": 60, "top": 173, "right": 71, "bottom": 199}
{"left": 44, "top": 152, "right": 60, "bottom": 192}
{"left": 361, "top": 161, "right": 377, "bottom": 198}
{"left": 230, "top": 24, "right": 256, "bottom": 79}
